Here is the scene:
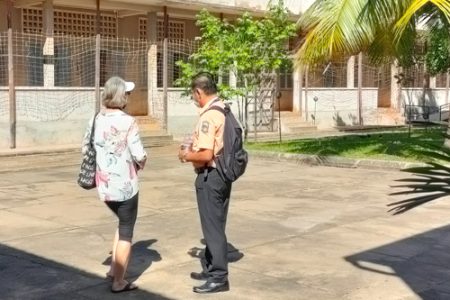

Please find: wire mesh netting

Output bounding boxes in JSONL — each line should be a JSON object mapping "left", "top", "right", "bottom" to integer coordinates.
{"left": 0, "top": 32, "right": 158, "bottom": 120}
{"left": 156, "top": 39, "right": 201, "bottom": 89}
{"left": 0, "top": 30, "right": 448, "bottom": 124}
{"left": 0, "top": 32, "right": 7, "bottom": 87}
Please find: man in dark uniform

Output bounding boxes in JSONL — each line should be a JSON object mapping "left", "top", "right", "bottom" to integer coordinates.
{"left": 178, "top": 72, "right": 231, "bottom": 294}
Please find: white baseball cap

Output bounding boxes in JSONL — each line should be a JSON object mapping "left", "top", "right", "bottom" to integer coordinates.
{"left": 125, "top": 81, "right": 135, "bottom": 92}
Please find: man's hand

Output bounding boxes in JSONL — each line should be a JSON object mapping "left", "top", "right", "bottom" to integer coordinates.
{"left": 178, "top": 148, "right": 213, "bottom": 164}
{"left": 178, "top": 149, "right": 188, "bottom": 163}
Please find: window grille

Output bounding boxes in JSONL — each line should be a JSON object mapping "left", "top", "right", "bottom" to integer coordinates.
{"left": 139, "top": 18, "right": 185, "bottom": 41}
{"left": 139, "top": 18, "right": 147, "bottom": 41}
{"left": 22, "top": 8, "right": 117, "bottom": 37}
{"left": 22, "top": 8, "right": 43, "bottom": 34}
{"left": 436, "top": 72, "right": 448, "bottom": 88}
{"left": 158, "top": 20, "right": 185, "bottom": 40}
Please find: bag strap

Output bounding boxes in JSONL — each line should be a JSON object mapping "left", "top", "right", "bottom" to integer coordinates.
{"left": 89, "top": 114, "right": 98, "bottom": 147}
{"left": 206, "top": 105, "right": 226, "bottom": 115}
{"left": 200, "top": 99, "right": 224, "bottom": 116}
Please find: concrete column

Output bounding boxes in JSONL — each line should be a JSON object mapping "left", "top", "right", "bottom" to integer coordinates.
{"left": 430, "top": 76, "right": 436, "bottom": 89}
{"left": 43, "top": 0, "right": 54, "bottom": 87}
{"left": 229, "top": 63, "right": 237, "bottom": 89}
{"left": 147, "top": 11, "right": 157, "bottom": 117}
{"left": 292, "top": 66, "right": 302, "bottom": 113}
{"left": 446, "top": 71, "right": 450, "bottom": 104}
{"left": 347, "top": 56, "right": 355, "bottom": 88}
{"left": 391, "top": 63, "right": 401, "bottom": 111}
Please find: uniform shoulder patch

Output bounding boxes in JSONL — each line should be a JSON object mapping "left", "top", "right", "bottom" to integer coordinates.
{"left": 201, "top": 121, "right": 210, "bottom": 134}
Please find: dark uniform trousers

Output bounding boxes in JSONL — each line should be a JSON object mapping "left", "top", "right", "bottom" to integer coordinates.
{"left": 195, "top": 167, "right": 232, "bottom": 283}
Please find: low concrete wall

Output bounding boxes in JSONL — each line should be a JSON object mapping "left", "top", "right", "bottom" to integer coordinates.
{"left": 402, "top": 88, "right": 448, "bottom": 107}
{"left": 160, "top": 88, "right": 242, "bottom": 139}
{"left": 0, "top": 87, "right": 95, "bottom": 148}
{"left": 1, "top": 86, "right": 448, "bottom": 149}
{"left": 303, "top": 88, "right": 379, "bottom": 128}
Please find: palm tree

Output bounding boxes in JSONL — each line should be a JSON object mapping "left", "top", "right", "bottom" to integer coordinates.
{"left": 296, "top": 1, "right": 450, "bottom": 214}
{"left": 295, "top": 0, "right": 450, "bottom": 70}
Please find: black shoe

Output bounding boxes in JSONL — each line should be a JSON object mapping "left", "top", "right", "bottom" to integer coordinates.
{"left": 193, "top": 281, "right": 230, "bottom": 294}
{"left": 190, "top": 271, "right": 208, "bottom": 281}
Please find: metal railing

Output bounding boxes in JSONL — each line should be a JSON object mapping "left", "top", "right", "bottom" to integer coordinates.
{"left": 404, "top": 104, "right": 439, "bottom": 123}
{"left": 440, "top": 103, "right": 450, "bottom": 121}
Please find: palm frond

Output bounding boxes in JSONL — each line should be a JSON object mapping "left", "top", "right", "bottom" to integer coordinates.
{"left": 388, "top": 192, "right": 448, "bottom": 215}
{"left": 388, "top": 159, "right": 450, "bottom": 214}
{"left": 395, "top": 0, "right": 450, "bottom": 43}
{"left": 295, "top": 0, "right": 374, "bottom": 66}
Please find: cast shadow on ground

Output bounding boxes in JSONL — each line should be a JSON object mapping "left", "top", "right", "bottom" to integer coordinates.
{"left": 188, "top": 238, "right": 244, "bottom": 264}
{"left": 0, "top": 242, "right": 171, "bottom": 299}
{"left": 387, "top": 138, "right": 450, "bottom": 214}
{"left": 345, "top": 224, "right": 450, "bottom": 299}
{"left": 102, "top": 239, "right": 162, "bottom": 281}
{"left": 375, "top": 137, "right": 450, "bottom": 298}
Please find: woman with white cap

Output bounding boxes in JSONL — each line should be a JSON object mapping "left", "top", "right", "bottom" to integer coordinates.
{"left": 81, "top": 76, "right": 147, "bottom": 293}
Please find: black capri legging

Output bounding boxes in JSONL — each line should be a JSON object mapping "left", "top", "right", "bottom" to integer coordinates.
{"left": 105, "top": 192, "right": 139, "bottom": 242}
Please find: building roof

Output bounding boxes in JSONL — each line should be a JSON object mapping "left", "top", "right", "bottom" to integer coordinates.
{"left": 15, "top": 0, "right": 312, "bottom": 18}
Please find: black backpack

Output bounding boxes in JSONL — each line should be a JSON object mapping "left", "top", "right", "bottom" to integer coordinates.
{"left": 207, "top": 104, "right": 248, "bottom": 182}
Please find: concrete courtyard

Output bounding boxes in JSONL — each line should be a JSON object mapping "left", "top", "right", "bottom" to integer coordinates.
{"left": 1, "top": 145, "right": 450, "bottom": 299}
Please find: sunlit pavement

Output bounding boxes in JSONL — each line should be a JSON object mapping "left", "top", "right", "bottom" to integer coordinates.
{"left": 0, "top": 145, "right": 447, "bottom": 299}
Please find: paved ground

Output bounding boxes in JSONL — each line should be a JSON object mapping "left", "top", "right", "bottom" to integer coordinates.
{"left": 1, "top": 145, "right": 450, "bottom": 299}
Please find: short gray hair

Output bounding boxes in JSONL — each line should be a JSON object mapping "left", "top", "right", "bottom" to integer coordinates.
{"left": 102, "top": 76, "right": 128, "bottom": 109}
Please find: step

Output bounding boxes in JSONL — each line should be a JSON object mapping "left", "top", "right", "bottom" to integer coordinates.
{"left": 135, "top": 116, "right": 161, "bottom": 131}
{"left": 141, "top": 134, "right": 174, "bottom": 147}
{"left": 276, "top": 112, "right": 317, "bottom": 133}
{"left": 286, "top": 125, "right": 318, "bottom": 134}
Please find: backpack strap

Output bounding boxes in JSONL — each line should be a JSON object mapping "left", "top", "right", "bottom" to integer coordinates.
{"left": 206, "top": 105, "right": 226, "bottom": 115}
{"left": 203, "top": 105, "right": 227, "bottom": 156}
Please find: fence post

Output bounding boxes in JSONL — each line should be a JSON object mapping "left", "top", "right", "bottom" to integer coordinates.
{"left": 162, "top": 6, "right": 168, "bottom": 131}
{"left": 43, "top": 0, "right": 54, "bottom": 87}
{"left": 347, "top": 56, "right": 355, "bottom": 88}
{"left": 446, "top": 71, "right": 449, "bottom": 105}
{"left": 304, "top": 66, "right": 309, "bottom": 122}
{"left": 8, "top": 28, "right": 15, "bottom": 149}
{"left": 253, "top": 85, "right": 257, "bottom": 141}
{"left": 273, "top": 72, "right": 278, "bottom": 133}
{"left": 162, "top": 39, "right": 168, "bottom": 131}
{"left": 6, "top": 0, "right": 15, "bottom": 148}
{"left": 357, "top": 52, "right": 363, "bottom": 125}
{"left": 95, "top": 34, "right": 100, "bottom": 112}
{"left": 293, "top": 65, "right": 302, "bottom": 116}
{"left": 147, "top": 11, "right": 157, "bottom": 117}
{"left": 298, "top": 66, "right": 303, "bottom": 117}
{"left": 94, "top": 0, "right": 100, "bottom": 112}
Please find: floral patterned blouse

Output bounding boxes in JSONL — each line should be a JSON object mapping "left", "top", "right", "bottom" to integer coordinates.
{"left": 82, "top": 110, "right": 147, "bottom": 202}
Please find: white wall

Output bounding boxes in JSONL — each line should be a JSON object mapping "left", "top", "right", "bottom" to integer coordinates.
{"left": 302, "top": 88, "right": 379, "bottom": 128}
{"left": 3, "top": 86, "right": 449, "bottom": 149}
{"left": 0, "top": 87, "right": 95, "bottom": 148}
{"left": 402, "top": 88, "right": 448, "bottom": 107}
{"left": 160, "top": 88, "right": 242, "bottom": 139}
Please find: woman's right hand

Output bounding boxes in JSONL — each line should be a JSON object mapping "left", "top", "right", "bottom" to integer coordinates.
{"left": 134, "top": 157, "right": 147, "bottom": 170}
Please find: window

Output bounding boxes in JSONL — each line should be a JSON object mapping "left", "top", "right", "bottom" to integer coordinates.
{"left": 279, "top": 71, "right": 292, "bottom": 89}
{"left": 139, "top": 18, "right": 185, "bottom": 41}
{"left": 22, "top": 8, "right": 117, "bottom": 86}
{"left": 22, "top": 8, "right": 117, "bottom": 37}
{"left": 0, "top": 33, "right": 7, "bottom": 86}
{"left": 26, "top": 40, "right": 44, "bottom": 86}
{"left": 436, "top": 72, "right": 449, "bottom": 88}
{"left": 173, "top": 52, "right": 188, "bottom": 85}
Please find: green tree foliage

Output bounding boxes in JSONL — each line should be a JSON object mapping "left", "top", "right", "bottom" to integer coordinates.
{"left": 425, "top": 20, "right": 450, "bottom": 76}
{"left": 175, "top": 0, "right": 297, "bottom": 100}
{"left": 296, "top": 0, "right": 450, "bottom": 75}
